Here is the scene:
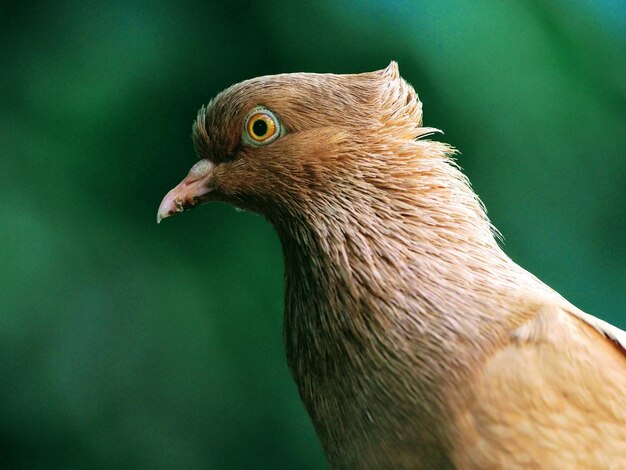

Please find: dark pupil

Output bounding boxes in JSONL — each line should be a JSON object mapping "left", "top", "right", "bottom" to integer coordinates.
{"left": 252, "top": 119, "right": 268, "bottom": 137}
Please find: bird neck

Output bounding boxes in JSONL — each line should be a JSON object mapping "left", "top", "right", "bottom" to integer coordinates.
{"left": 275, "top": 172, "right": 510, "bottom": 347}
{"left": 273, "top": 141, "right": 521, "bottom": 337}
{"left": 269, "top": 142, "right": 545, "bottom": 459}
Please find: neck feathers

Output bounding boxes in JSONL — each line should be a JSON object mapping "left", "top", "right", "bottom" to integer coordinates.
{"left": 273, "top": 139, "right": 548, "bottom": 461}
{"left": 273, "top": 139, "right": 530, "bottom": 361}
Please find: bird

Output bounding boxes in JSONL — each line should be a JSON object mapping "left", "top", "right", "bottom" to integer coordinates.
{"left": 157, "top": 62, "right": 626, "bottom": 469}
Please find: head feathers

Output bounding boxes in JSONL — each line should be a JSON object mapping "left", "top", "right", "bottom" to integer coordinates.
{"left": 192, "top": 61, "right": 437, "bottom": 163}
{"left": 378, "top": 61, "right": 441, "bottom": 140}
{"left": 186, "top": 63, "right": 491, "bottom": 249}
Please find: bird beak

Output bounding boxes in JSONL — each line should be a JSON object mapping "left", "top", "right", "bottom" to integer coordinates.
{"left": 157, "top": 159, "right": 216, "bottom": 223}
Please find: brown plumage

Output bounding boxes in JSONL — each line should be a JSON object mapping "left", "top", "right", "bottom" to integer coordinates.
{"left": 157, "top": 62, "right": 626, "bottom": 469}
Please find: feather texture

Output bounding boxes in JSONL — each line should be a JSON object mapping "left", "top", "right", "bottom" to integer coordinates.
{"left": 158, "top": 62, "right": 626, "bottom": 469}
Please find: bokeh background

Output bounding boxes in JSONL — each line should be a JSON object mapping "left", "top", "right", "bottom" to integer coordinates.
{"left": 1, "top": 0, "right": 624, "bottom": 468}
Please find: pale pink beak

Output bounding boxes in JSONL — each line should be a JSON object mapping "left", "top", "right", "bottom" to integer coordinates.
{"left": 157, "top": 159, "right": 216, "bottom": 223}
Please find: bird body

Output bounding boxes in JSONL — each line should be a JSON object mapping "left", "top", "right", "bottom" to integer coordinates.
{"left": 158, "top": 62, "right": 626, "bottom": 468}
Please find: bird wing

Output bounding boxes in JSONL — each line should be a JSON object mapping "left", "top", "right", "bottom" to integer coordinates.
{"left": 566, "top": 304, "right": 626, "bottom": 356}
{"left": 454, "top": 301, "right": 626, "bottom": 468}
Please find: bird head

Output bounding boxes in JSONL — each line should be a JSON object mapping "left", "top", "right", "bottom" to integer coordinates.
{"left": 157, "top": 61, "right": 440, "bottom": 224}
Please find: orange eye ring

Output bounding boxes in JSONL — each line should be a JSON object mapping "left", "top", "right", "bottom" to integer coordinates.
{"left": 243, "top": 107, "right": 282, "bottom": 146}
{"left": 247, "top": 113, "right": 275, "bottom": 141}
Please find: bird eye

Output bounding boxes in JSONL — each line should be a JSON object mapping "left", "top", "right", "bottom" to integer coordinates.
{"left": 243, "top": 107, "right": 282, "bottom": 146}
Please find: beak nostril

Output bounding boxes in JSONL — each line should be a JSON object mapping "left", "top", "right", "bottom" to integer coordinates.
{"left": 189, "top": 159, "right": 214, "bottom": 177}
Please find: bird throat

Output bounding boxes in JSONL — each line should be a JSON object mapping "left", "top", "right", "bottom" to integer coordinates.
{"left": 271, "top": 190, "right": 500, "bottom": 464}
{"left": 267, "top": 148, "right": 536, "bottom": 465}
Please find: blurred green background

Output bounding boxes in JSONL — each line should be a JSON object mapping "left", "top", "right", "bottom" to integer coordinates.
{"left": 1, "top": 0, "right": 624, "bottom": 468}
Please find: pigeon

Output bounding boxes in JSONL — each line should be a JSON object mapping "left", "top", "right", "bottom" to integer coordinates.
{"left": 158, "top": 62, "right": 626, "bottom": 469}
